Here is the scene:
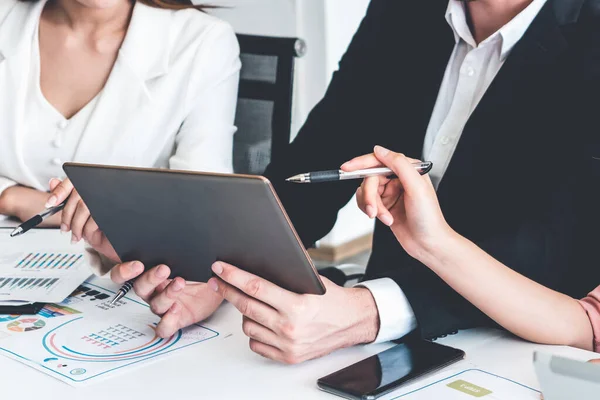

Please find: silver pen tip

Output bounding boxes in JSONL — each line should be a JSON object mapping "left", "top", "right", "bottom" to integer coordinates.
{"left": 10, "top": 227, "right": 23, "bottom": 238}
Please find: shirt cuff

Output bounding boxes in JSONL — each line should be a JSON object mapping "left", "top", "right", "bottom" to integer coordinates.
{"left": 356, "top": 278, "right": 417, "bottom": 343}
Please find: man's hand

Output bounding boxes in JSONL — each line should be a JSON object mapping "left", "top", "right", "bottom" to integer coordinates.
{"left": 111, "top": 262, "right": 223, "bottom": 338}
{"left": 208, "top": 262, "right": 380, "bottom": 364}
{"left": 0, "top": 185, "right": 61, "bottom": 225}
{"left": 47, "top": 178, "right": 119, "bottom": 262}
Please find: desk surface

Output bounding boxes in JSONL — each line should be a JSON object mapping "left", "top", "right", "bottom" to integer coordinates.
{"left": 0, "top": 277, "right": 596, "bottom": 399}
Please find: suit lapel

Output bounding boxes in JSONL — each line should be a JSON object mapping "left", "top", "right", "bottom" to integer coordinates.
{"left": 438, "top": 0, "right": 569, "bottom": 191}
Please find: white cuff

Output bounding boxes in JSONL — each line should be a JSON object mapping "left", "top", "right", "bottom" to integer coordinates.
{"left": 357, "top": 278, "right": 417, "bottom": 343}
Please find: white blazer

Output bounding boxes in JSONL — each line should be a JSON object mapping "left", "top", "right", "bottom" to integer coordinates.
{"left": 0, "top": 0, "right": 241, "bottom": 195}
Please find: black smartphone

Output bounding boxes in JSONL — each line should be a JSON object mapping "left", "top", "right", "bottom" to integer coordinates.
{"left": 317, "top": 340, "right": 465, "bottom": 400}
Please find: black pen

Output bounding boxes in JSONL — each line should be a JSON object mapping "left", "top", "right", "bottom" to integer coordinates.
{"left": 110, "top": 279, "right": 135, "bottom": 305}
{"left": 286, "top": 161, "right": 433, "bottom": 184}
{"left": 10, "top": 198, "right": 69, "bottom": 237}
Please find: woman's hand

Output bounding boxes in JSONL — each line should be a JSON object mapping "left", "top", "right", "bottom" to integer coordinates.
{"left": 47, "top": 178, "right": 119, "bottom": 262}
{"left": 341, "top": 146, "right": 453, "bottom": 260}
{"left": 111, "top": 262, "right": 223, "bottom": 337}
{"left": 0, "top": 185, "right": 61, "bottom": 226}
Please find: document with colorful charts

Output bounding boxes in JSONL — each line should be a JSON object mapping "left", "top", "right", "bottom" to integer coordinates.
{"left": 0, "top": 229, "right": 92, "bottom": 303}
{"left": 379, "top": 363, "right": 540, "bottom": 400}
{"left": 0, "top": 279, "right": 224, "bottom": 386}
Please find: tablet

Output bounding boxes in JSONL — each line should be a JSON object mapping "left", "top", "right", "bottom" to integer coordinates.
{"left": 534, "top": 351, "right": 600, "bottom": 400}
{"left": 63, "top": 163, "right": 326, "bottom": 295}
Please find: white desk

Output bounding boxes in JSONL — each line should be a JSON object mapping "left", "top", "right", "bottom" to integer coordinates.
{"left": 0, "top": 273, "right": 597, "bottom": 400}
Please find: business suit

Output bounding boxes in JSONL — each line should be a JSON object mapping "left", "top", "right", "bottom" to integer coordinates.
{"left": 0, "top": 0, "right": 240, "bottom": 201}
{"left": 265, "top": 0, "right": 600, "bottom": 340}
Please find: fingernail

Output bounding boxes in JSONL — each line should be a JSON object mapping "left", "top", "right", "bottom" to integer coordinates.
{"left": 212, "top": 262, "right": 223, "bottom": 275}
{"left": 172, "top": 279, "right": 184, "bottom": 292}
{"left": 208, "top": 279, "right": 218, "bottom": 292}
{"left": 374, "top": 145, "right": 390, "bottom": 157}
{"left": 157, "top": 265, "right": 170, "bottom": 279}
{"left": 129, "top": 261, "right": 143, "bottom": 273}
{"left": 60, "top": 223, "right": 68, "bottom": 232}
{"left": 71, "top": 235, "right": 79, "bottom": 244}
{"left": 340, "top": 162, "right": 349, "bottom": 169}
{"left": 381, "top": 214, "right": 394, "bottom": 226}
{"left": 45, "top": 196, "right": 57, "bottom": 208}
{"left": 366, "top": 205, "right": 376, "bottom": 219}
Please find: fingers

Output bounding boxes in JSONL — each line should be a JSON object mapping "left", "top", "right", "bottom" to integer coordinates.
{"left": 60, "top": 190, "right": 83, "bottom": 232}
{"left": 589, "top": 359, "right": 600, "bottom": 364}
{"left": 209, "top": 278, "right": 278, "bottom": 329}
{"left": 248, "top": 339, "right": 288, "bottom": 364}
{"left": 155, "top": 302, "right": 182, "bottom": 338}
{"left": 211, "top": 262, "right": 295, "bottom": 308}
{"left": 148, "top": 277, "right": 186, "bottom": 316}
{"left": 242, "top": 316, "right": 279, "bottom": 346}
{"left": 82, "top": 217, "right": 101, "bottom": 245}
{"left": 373, "top": 146, "right": 424, "bottom": 195}
{"left": 110, "top": 261, "right": 145, "bottom": 285}
{"left": 46, "top": 178, "right": 74, "bottom": 208}
{"left": 362, "top": 176, "right": 380, "bottom": 219}
{"left": 340, "top": 153, "right": 383, "bottom": 172}
{"left": 133, "top": 264, "right": 172, "bottom": 302}
{"left": 70, "top": 199, "right": 91, "bottom": 243}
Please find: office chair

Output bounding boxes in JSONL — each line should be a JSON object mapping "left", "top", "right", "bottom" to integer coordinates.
{"left": 233, "top": 34, "right": 306, "bottom": 175}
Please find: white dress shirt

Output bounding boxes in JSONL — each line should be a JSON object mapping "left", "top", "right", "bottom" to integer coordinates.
{"left": 360, "top": 0, "right": 548, "bottom": 343}
{"left": 23, "top": 20, "right": 100, "bottom": 188}
{"left": 0, "top": 0, "right": 241, "bottom": 219}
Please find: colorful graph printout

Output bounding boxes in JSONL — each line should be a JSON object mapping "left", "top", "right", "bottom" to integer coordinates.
{"left": 0, "top": 280, "right": 222, "bottom": 386}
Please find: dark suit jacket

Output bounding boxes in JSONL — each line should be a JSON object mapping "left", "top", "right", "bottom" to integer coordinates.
{"left": 264, "top": 0, "right": 600, "bottom": 340}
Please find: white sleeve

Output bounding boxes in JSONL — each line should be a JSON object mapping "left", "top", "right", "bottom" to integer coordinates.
{"left": 357, "top": 278, "right": 417, "bottom": 343}
{"left": 0, "top": 176, "right": 17, "bottom": 219}
{"left": 169, "top": 21, "right": 241, "bottom": 173}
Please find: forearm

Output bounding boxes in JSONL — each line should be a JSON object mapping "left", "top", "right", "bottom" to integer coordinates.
{"left": 0, "top": 185, "right": 59, "bottom": 225}
{"left": 420, "top": 232, "right": 594, "bottom": 350}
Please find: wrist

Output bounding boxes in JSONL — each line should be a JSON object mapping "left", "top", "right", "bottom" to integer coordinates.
{"left": 419, "top": 228, "right": 463, "bottom": 270}
{"left": 344, "top": 287, "right": 380, "bottom": 345}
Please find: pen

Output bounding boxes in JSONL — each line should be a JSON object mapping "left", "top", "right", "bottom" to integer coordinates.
{"left": 110, "top": 279, "right": 135, "bottom": 305}
{"left": 286, "top": 161, "right": 433, "bottom": 184}
{"left": 10, "top": 198, "right": 69, "bottom": 237}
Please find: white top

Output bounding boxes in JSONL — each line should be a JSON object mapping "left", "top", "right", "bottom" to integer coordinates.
{"left": 0, "top": 0, "right": 241, "bottom": 217}
{"left": 359, "top": 0, "right": 548, "bottom": 344}
{"left": 22, "top": 19, "right": 100, "bottom": 187}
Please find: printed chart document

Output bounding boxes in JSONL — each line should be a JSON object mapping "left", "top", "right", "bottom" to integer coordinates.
{"left": 0, "top": 279, "right": 225, "bottom": 386}
{"left": 0, "top": 229, "right": 92, "bottom": 303}
{"left": 383, "top": 367, "right": 540, "bottom": 400}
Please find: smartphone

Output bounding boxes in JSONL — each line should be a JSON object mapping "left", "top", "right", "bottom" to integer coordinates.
{"left": 317, "top": 340, "right": 465, "bottom": 400}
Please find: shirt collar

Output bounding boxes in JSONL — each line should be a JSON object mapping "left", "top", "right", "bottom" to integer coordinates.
{"left": 445, "top": 0, "right": 549, "bottom": 60}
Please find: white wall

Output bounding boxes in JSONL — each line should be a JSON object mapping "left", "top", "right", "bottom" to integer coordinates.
{"left": 206, "top": 0, "right": 374, "bottom": 248}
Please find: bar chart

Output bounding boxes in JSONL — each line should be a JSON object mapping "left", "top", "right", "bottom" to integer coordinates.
{"left": 13, "top": 253, "right": 83, "bottom": 270}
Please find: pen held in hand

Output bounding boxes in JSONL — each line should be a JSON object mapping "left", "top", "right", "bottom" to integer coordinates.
{"left": 10, "top": 197, "right": 69, "bottom": 237}
{"left": 285, "top": 161, "right": 433, "bottom": 184}
{"left": 110, "top": 279, "right": 136, "bottom": 305}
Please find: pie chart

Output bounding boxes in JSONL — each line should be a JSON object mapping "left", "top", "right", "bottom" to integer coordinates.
{"left": 7, "top": 318, "right": 46, "bottom": 333}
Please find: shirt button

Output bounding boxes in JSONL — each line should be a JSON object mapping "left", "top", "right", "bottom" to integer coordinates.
{"left": 52, "top": 138, "right": 62, "bottom": 148}
{"left": 58, "top": 120, "right": 68, "bottom": 129}
{"left": 440, "top": 136, "right": 451, "bottom": 145}
{"left": 466, "top": 66, "right": 475, "bottom": 76}
{"left": 51, "top": 157, "right": 62, "bottom": 166}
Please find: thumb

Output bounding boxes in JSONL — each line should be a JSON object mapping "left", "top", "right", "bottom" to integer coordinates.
{"left": 373, "top": 146, "right": 423, "bottom": 194}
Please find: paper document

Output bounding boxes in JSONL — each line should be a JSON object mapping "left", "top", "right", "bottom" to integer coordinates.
{"left": 387, "top": 368, "right": 540, "bottom": 400}
{"left": 0, "top": 229, "right": 92, "bottom": 303}
{"left": 0, "top": 279, "right": 224, "bottom": 386}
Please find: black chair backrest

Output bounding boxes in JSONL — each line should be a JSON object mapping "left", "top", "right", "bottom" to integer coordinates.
{"left": 233, "top": 34, "right": 306, "bottom": 175}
